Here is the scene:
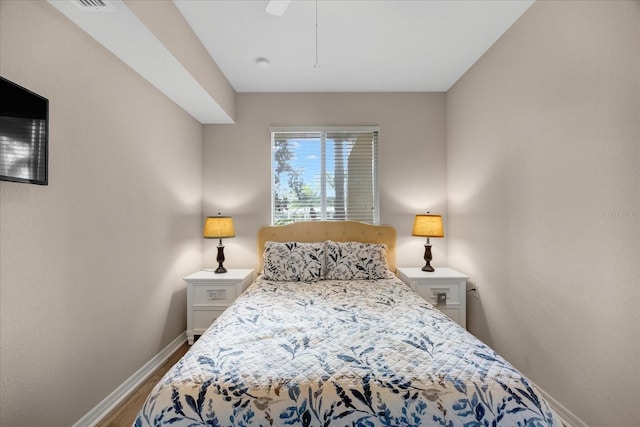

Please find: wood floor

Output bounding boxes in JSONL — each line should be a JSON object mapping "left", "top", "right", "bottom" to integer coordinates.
{"left": 96, "top": 343, "right": 190, "bottom": 427}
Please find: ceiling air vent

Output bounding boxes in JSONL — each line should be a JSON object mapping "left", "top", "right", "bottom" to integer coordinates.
{"left": 72, "top": 0, "right": 114, "bottom": 12}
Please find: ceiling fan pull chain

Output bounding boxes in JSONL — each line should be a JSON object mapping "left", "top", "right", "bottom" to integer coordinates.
{"left": 314, "top": 0, "right": 320, "bottom": 71}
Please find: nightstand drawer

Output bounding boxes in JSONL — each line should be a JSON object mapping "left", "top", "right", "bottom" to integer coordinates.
{"left": 413, "top": 281, "right": 461, "bottom": 307}
{"left": 193, "top": 284, "right": 237, "bottom": 306}
{"left": 193, "top": 309, "right": 226, "bottom": 331}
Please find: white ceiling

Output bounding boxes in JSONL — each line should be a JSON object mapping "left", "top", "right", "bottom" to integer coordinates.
{"left": 175, "top": 0, "right": 535, "bottom": 92}
{"left": 48, "top": 0, "right": 535, "bottom": 122}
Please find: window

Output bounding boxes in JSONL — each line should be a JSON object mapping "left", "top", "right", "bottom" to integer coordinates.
{"left": 271, "top": 126, "right": 379, "bottom": 225}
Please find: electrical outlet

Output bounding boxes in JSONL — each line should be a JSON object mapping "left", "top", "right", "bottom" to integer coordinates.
{"left": 469, "top": 287, "right": 479, "bottom": 298}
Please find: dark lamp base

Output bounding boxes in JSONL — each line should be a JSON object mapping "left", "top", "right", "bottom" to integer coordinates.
{"left": 421, "top": 242, "right": 435, "bottom": 273}
{"left": 421, "top": 264, "right": 435, "bottom": 272}
{"left": 215, "top": 241, "right": 227, "bottom": 274}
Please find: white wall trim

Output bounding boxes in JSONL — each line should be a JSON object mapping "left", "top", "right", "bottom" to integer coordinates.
{"left": 73, "top": 331, "right": 187, "bottom": 427}
{"left": 533, "top": 381, "right": 588, "bottom": 427}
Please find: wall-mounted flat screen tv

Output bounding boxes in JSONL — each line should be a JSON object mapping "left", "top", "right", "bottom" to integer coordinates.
{"left": 0, "top": 76, "right": 49, "bottom": 185}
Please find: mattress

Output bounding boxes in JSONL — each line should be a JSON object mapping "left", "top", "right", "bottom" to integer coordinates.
{"left": 135, "top": 276, "right": 564, "bottom": 426}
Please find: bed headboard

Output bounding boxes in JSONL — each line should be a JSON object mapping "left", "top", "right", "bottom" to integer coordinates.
{"left": 257, "top": 221, "right": 397, "bottom": 273}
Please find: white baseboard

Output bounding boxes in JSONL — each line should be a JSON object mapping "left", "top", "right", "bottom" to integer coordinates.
{"left": 533, "top": 381, "right": 588, "bottom": 427}
{"left": 73, "top": 331, "right": 187, "bottom": 427}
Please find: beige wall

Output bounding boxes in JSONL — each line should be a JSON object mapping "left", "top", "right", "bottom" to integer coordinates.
{"left": 202, "top": 93, "right": 447, "bottom": 271}
{"left": 446, "top": 1, "right": 639, "bottom": 425}
{"left": 0, "top": 1, "right": 203, "bottom": 425}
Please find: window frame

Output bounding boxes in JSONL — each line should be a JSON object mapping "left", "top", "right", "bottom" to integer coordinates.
{"left": 270, "top": 126, "right": 380, "bottom": 225}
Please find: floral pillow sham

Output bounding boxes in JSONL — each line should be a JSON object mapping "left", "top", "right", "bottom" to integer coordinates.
{"left": 262, "top": 241, "right": 324, "bottom": 282}
{"left": 325, "top": 240, "right": 394, "bottom": 280}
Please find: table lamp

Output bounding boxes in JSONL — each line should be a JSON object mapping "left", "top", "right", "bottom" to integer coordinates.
{"left": 411, "top": 213, "right": 444, "bottom": 272}
{"left": 203, "top": 214, "right": 235, "bottom": 273}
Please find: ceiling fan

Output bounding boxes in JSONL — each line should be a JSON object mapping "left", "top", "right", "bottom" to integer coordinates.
{"left": 265, "top": 0, "right": 291, "bottom": 16}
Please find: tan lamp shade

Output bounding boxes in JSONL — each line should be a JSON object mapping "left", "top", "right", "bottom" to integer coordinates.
{"left": 203, "top": 216, "right": 235, "bottom": 239}
{"left": 411, "top": 214, "right": 444, "bottom": 238}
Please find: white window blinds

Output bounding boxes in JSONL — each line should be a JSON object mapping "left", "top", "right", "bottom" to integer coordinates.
{"left": 271, "top": 127, "right": 379, "bottom": 225}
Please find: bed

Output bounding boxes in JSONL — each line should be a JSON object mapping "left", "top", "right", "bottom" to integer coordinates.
{"left": 135, "top": 221, "right": 564, "bottom": 426}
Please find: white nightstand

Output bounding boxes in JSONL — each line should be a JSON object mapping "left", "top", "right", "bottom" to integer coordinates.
{"left": 184, "top": 269, "right": 255, "bottom": 344}
{"left": 397, "top": 267, "right": 469, "bottom": 329}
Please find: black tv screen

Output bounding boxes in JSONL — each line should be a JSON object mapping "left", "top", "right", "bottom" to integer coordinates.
{"left": 0, "top": 76, "right": 48, "bottom": 185}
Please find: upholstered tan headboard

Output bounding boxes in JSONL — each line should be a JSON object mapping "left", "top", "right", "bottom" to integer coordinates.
{"left": 257, "top": 221, "right": 397, "bottom": 273}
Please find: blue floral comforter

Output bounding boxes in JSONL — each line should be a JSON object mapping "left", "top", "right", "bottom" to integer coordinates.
{"left": 135, "top": 276, "right": 564, "bottom": 426}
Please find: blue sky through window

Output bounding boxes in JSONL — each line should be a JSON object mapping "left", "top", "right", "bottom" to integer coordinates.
{"left": 289, "top": 137, "right": 336, "bottom": 199}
